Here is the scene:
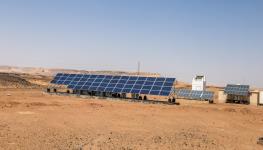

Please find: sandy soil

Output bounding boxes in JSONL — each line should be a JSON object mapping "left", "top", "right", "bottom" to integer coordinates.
{"left": 0, "top": 89, "right": 262, "bottom": 150}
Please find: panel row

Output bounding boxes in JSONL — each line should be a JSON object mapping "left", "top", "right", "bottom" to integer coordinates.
{"left": 224, "top": 90, "right": 249, "bottom": 96}
{"left": 53, "top": 79, "right": 174, "bottom": 87}
{"left": 176, "top": 89, "right": 214, "bottom": 100}
{"left": 224, "top": 84, "right": 249, "bottom": 96}
{"left": 225, "top": 84, "right": 249, "bottom": 89}
{"left": 53, "top": 73, "right": 175, "bottom": 83}
{"left": 50, "top": 73, "right": 176, "bottom": 96}
{"left": 225, "top": 87, "right": 249, "bottom": 91}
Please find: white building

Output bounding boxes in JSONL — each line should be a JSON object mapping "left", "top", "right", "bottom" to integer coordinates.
{"left": 192, "top": 75, "right": 206, "bottom": 91}
{"left": 260, "top": 91, "right": 263, "bottom": 105}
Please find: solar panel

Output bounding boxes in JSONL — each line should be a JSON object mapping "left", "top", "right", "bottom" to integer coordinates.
{"left": 50, "top": 73, "right": 176, "bottom": 96}
{"left": 201, "top": 91, "right": 214, "bottom": 100}
{"left": 224, "top": 84, "right": 249, "bottom": 96}
{"left": 176, "top": 89, "right": 214, "bottom": 101}
{"left": 190, "top": 90, "right": 202, "bottom": 99}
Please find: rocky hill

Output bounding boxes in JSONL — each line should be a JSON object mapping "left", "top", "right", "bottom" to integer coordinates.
{"left": 0, "top": 73, "right": 37, "bottom": 88}
{"left": 0, "top": 66, "right": 160, "bottom": 77}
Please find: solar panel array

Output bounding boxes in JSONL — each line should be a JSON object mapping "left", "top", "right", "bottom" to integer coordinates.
{"left": 175, "top": 89, "right": 214, "bottom": 100}
{"left": 50, "top": 73, "right": 176, "bottom": 96}
{"left": 224, "top": 84, "right": 249, "bottom": 96}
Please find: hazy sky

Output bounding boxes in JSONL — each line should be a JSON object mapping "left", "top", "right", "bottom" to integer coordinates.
{"left": 0, "top": 0, "right": 263, "bottom": 87}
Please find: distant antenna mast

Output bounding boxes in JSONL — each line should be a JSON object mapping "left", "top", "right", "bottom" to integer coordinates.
{"left": 137, "top": 61, "right": 141, "bottom": 75}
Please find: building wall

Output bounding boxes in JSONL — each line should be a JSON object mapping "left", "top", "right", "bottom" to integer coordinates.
{"left": 217, "top": 90, "right": 227, "bottom": 104}
{"left": 192, "top": 76, "right": 206, "bottom": 91}
{"left": 260, "top": 91, "right": 263, "bottom": 105}
{"left": 250, "top": 92, "right": 259, "bottom": 106}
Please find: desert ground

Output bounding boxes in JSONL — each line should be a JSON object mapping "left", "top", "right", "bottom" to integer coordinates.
{"left": 0, "top": 71, "right": 262, "bottom": 150}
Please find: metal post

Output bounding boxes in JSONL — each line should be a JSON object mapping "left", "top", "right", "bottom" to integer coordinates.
{"left": 137, "top": 61, "right": 140, "bottom": 75}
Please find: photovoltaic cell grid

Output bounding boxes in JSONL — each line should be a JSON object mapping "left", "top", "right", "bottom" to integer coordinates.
{"left": 224, "top": 84, "right": 249, "bottom": 96}
{"left": 175, "top": 89, "right": 214, "bottom": 100}
{"left": 50, "top": 73, "right": 176, "bottom": 96}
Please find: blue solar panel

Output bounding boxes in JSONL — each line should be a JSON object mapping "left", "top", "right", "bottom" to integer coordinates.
{"left": 68, "top": 81, "right": 75, "bottom": 86}
{"left": 57, "top": 80, "right": 64, "bottom": 84}
{"left": 105, "top": 76, "right": 112, "bottom": 79}
{"left": 59, "top": 76, "right": 67, "bottom": 80}
{"left": 50, "top": 73, "right": 176, "bottom": 96}
{"left": 144, "top": 81, "right": 154, "bottom": 86}
{"left": 86, "top": 82, "right": 93, "bottom": 86}
{"left": 161, "top": 86, "right": 172, "bottom": 91}
{"left": 163, "top": 82, "right": 173, "bottom": 86}
{"left": 190, "top": 91, "right": 202, "bottom": 99}
{"left": 124, "top": 84, "right": 133, "bottom": 88}
{"left": 122, "top": 88, "right": 132, "bottom": 93}
{"left": 92, "top": 83, "right": 100, "bottom": 86}
{"left": 135, "top": 80, "right": 144, "bottom": 84}
{"left": 176, "top": 89, "right": 214, "bottom": 101}
{"left": 138, "top": 77, "right": 147, "bottom": 80}
{"left": 127, "top": 80, "right": 136, "bottom": 84}
{"left": 74, "top": 85, "right": 83, "bottom": 90}
{"left": 166, "top": 78, "right": 176, "bottom": 82}
{"left": 75, "top": 74, "right": 83, "bottom": 78}
{"left": 152, "top": 86, "right": 161, "bottom": 91}
{"left": 131, "top": 89, "right": 141, "bottom": 94}
{"left": 201, "top": 91, "right": 214, "bottom": 100}
{"left": 142, "top": 86, "right": 152, "bottom": 90}
{"left": 150, "top": 90, "right": 160, "bottom": 95}
{"left": 116, "top": 84, "right": 125, "bottom": 88}
{"left": 224, "top": 84, "right": 249, "bottom": 96}
{"left": 133, "top": 85, "right": 142, "bottom": 89}
{"left": 56, "top": 73, "right": 63, "bottom": 76}
{"left": 102, "top": 79, "right": 111, "bottom": 83}
{"left": 154, "top": 82, "right": 163, "bottom": 86}
{"left": 97, "top": 75, "right": 105, "bottom": 78}
{"left": 156, "top": 78, "right": 165, "bottom": 82}
{"left": 160, "top": 91, "right": 170, "bottom": 96}
{"left": 63, "top": 80, "right": 71, "bottom": 85}
{"left": 97, "top": 87, "right": 106, "bottom": 91}
{"left": 100, "top": 83, "right": 108, "bottom": 87}
{"left": 110, "top": 80, "right": 118, "bottom": 84}
{"left": 147, "top": 77, "right": 156, "bottom": 81}
{"left": 81, "top": 86, "right": 90, "bottom": 90}
{"left": 68, "top": 85, "right": 74, "bottom": 89}
{"left": 89, "top": 86, "right": 98, "bottom": 91}
{"left": 94, "top": 78, "right": 103, "bottom": 82}
{"left": 118, "top": 80, "right": 127, "bottom": 84}
{"left": 140, "top": 90, "right": 150, "bottom": 94}
{"left": 113, "top": 76, "right": 121, "bottom": 80}
{"left": 121, "top": 76, "right": 129, "bottom": 80}
{"left": 89, "top": 75, "right": 97, "bottom": 78}
{"left": 105, "top": 87, "right": 114, "bottom": 92}
{"left": 129, "top": 76, "right": 138, "bottom": 80}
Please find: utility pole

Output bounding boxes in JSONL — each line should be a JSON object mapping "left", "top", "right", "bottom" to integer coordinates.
{"left": 137, "top": 61, "right": 141, "bottom": 75}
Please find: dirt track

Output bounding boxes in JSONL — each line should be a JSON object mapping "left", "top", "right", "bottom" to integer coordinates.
{"left": 0, "top": 89, "right": 263, "bottom": 150}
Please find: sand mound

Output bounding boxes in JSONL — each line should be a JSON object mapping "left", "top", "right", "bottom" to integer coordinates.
{"left": 0, "top": 73, "right": 39, "bottom": 88}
